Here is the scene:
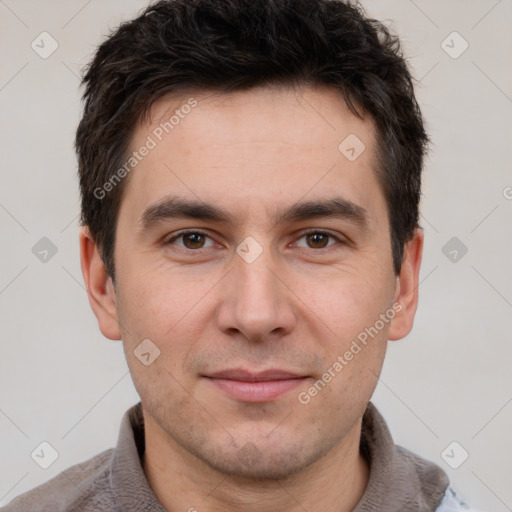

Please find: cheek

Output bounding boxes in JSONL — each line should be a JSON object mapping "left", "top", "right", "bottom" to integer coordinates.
{"left": 298, "top": 267, "right": 394, "bottom": 343}
{"left": 116, "top": 264, "right": 214, "bottom": 356}
{"left": 299, "top": 275, "right": 391, "bottom": 413}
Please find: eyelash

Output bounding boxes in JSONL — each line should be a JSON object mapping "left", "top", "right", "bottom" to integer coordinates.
{"left": 163, "top": 229, "right": 345, "bottom": 252}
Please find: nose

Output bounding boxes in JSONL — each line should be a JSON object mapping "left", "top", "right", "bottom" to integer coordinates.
{"left": 216, "top": 246, "right": 297, "bottom": 343}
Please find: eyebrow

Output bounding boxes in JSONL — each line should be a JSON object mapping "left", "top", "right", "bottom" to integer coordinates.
{"left": 137, "top": 195, "right": 369, "bottom": 232}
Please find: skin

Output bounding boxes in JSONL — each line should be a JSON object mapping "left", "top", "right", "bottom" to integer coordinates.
{"left": 80, "top": 84, "right": 423, "bottom": 512}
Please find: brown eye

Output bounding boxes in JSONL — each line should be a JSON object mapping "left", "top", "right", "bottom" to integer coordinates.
{"left": 306, "top": 232, "right": 330, "bottom": 249}
{"left": 165, "top": 231, "right": 214, "bottom": 250}
{"left": 295, "top": 231, "right": 340, "bottom": 250}
{"left": 182, "top": 233, "right": 206, "bottom": 249}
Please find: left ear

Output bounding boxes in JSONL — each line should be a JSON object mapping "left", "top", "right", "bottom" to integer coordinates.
{"left": 388, "top": 228, "right": 424, "bottom": 341}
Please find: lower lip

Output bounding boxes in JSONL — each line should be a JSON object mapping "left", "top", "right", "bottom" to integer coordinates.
{"left": 206, "top": 377, "right": 307, "bottom": 402}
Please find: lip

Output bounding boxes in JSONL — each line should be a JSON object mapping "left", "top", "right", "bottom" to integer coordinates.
{"left": 206, "top": 368, "right": 304, "bottom": 381}
{"left": 204, "top": 368, "right": 308, "bottom": 402}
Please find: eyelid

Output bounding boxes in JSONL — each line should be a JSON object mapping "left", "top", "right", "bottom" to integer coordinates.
{"left": 164, "top": 229, "right": 216, "bottom": 247}
{"left": 164, "top": 228, "right": 347, "bottom": 251}
{"left": 291, "top": 228, "right": 347, "bottom": 249}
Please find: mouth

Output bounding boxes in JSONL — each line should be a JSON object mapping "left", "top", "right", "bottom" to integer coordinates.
{"left": 203, "top": 368, "right": 309, "bottom": 402}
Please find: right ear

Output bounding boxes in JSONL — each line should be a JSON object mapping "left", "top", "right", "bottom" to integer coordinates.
{"left": 79, "top": 226, "right": 122, "bottom": 340}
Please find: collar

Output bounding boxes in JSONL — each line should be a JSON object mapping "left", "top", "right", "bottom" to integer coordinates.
{"left": 109, "top": 403, "right": 167, "bottom": 512}
{"left": 354, "top": 402, "right": 449, "bottom": 511}
{"left": 109, "top": 401, "right": 449, "bottom": 511}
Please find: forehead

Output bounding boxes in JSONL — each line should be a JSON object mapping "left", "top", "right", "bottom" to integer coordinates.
{"left": 146, "top": 84, "right": 374, "bottom": 150}
{"left": 119, "top": 84, "right": 383, "bottom": 228}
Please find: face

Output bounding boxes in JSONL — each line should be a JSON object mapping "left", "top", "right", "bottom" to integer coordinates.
{"left": 81, "top": 84, "right": 422, "bottom": 480}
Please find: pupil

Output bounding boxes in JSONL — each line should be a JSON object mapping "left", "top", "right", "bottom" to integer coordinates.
{"left": 182, "top": 233, "right": 329, "bottom": 249}
{"left": 309, "top": 233, "right": 328, "bottom": 248}
{"left": 185, "top": 233, "right": 204, "bottom": 248}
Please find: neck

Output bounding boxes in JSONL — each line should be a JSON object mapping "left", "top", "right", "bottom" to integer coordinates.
{"left": 142, "top": 413, "right": 370, "bottom": 512}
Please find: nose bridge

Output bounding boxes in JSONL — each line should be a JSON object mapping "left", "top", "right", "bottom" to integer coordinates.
{"left": 219, "top": 240, "right": 296, "bottom": 340}
{"left": 236, "top": 244, "right": 281, "bottom": 316}
{"left": 238, "top": 247, "right": 278, "bottom": 302}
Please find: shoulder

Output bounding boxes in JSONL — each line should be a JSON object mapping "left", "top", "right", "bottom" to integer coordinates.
{"left": 0, "top": 448, "right": 114, "bottom": 512}
{"left": 436, "top": 486, "right": 485, "bottom": 512}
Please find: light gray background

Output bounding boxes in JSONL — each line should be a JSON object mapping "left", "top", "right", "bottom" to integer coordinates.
{"left": 1, "top": 0, "right": 511, "bottom": 509}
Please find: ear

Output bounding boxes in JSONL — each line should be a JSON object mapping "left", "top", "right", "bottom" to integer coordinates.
{"left": 79, "top": 226, "right": 121, "bottom": 340}
{"left": 388, "top": 228, "right": 424, "bottom": 341}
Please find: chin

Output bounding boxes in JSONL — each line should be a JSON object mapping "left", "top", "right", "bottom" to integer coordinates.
{"left": 206, "top": 449, "right": 307, "bottom": 481}
{"left": 189, "top": 433, "right": 334, "bottom": 482}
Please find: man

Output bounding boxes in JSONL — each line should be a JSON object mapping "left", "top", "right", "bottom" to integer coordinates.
{"left": 1, "top": 0, "right": 478, "bottom": 510}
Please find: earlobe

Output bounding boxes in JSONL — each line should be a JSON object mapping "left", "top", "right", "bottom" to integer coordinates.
{"left": 388, "top": 228, "right": 424, "bottom": 341}
{"left": 79, "top": 226, "right": 122, "bottom": 340}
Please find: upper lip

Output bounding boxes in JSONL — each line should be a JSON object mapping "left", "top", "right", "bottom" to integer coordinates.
{"left": 205, "top": 369, "right": 306, "bottom": 382}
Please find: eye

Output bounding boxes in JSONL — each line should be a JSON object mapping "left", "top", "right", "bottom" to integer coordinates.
{"left": 164, "top": 230, "right": 215, "bottom": 250}
{"left": 163, "top": 229, "right": 345, "bottom": 253}
{"left": 294, "top": 230, "right": 342, "bottom": 250}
